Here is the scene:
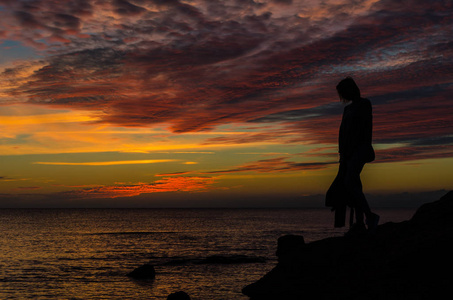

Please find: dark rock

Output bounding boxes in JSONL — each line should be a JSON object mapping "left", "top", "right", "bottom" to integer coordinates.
{"left": 276, "top": 234, "right": 306, "bottom": 265}
{"left": 243, "top": 191, "right": 453, "bottom": 299}
{"left": 126, "top": 263, "right": 155, "bottom": 280}
{"left": 167, "top": 291, "right": 191, "bottom": 300}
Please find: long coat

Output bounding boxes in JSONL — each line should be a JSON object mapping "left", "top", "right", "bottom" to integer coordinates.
{"left": 326, "top": 98, "right": 375, "bottom": 227}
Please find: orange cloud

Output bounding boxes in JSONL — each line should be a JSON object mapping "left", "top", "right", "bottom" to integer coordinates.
{"left": 64, "top": 176, "right": 217, "bottom": 198}
{"left": 33, "top": 159, "right": 177, "bottom": 166}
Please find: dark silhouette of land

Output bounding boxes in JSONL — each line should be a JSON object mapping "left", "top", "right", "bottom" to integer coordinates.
{"left": 243, "top": 191, "right": 453, "bottom": 299}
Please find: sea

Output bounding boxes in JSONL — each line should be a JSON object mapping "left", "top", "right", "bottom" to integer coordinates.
{"left": 0, "top": 208, "right": 415, "bottom": 300}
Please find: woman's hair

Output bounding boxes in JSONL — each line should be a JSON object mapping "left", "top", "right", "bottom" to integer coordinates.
{"left": 336, "top": 77, "right": 361, "bottom": 102}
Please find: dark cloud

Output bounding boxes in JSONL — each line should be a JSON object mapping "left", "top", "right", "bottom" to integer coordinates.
{"left": 1, "top": 0, "right": 453, "bottom": 164}
{"left": 410, "top": 136, "right": 453, "bottom": 147}
{"left": 51, "top": 13, "right": 81, "bottom": 29}
{"left": 204, "top": 157, "right": 336, "bottom": 174}
{"left": 113, "top": 0, "right": 146, "bottom": 16}
{"left": 250, "top": 102, "right": 340, "bottom": 123}
{"left": 15, "top": 186, "right": 41, "bottom": 190}
{"left": 14, "top": 10, "right": 43, "bottom": 28}
{"left": 376, "top": 145, "right": 453, "bottom": 163}
{"left": 272, "top": 0, "right": 293, "bottom": 5}
{"left": 20, "top": 48, "right": 124, "bottom": 107}
{"left": 203, "top": 130, "right": 294, "bottom": 145}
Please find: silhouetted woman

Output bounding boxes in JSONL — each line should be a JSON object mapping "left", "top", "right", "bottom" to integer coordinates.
{"left": 335, "top": 77, "right": 379, "bottom": 235}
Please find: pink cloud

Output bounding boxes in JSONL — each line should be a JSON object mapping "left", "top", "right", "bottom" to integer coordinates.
{"left": 62, "top": 176, "right": 217, "bottom": 199}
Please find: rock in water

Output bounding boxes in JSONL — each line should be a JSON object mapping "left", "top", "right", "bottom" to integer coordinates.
{"left": 167, "top": 291, "right": 191, "bottom": 300}
{"left": 127, "top": 264, "right": 155, "bottom": 280}
{"left": 243, "top": 191, "right": 453, "bottom": 299}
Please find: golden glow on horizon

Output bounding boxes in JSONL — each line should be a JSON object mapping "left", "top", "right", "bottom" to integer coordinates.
{"left": 0, "top": 102, "right": 451, "bottom": 202}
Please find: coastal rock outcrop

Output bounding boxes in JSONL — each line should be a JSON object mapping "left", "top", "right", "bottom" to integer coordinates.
{"left": 242, "top": 191, "right": 453, "bottom": 299}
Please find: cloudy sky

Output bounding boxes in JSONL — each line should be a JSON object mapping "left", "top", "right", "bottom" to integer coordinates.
{"left": 0, "top": 0, "right": 452, "bottom": 207}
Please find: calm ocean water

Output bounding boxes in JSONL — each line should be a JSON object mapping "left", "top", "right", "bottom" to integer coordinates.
{"left": 0, "top": 208, "right": 415, "bottom": 299}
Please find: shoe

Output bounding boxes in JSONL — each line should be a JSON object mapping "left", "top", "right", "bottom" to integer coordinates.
{"left": 366, "top": 213, "right": 380, "bottom": 232}
{"left": 344, "top": 223, "right": 367, "bottom": 237}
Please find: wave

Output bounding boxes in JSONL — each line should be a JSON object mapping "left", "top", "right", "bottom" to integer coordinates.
{"left": 155, "top": 254, "right": 267, "bottom": 266}
{"left": 88, "top": 231, "right": 179, "bottom": 235}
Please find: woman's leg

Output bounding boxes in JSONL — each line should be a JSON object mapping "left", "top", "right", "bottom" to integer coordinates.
{"left": 344, "top": 157, "right": 370, "bottom": 224}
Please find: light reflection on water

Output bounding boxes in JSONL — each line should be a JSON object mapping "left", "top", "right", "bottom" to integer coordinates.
{"left": 0, "top": 208, "right": 415, "bottom": 299}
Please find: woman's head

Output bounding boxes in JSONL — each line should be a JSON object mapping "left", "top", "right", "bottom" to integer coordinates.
{"left": 336, "top": 77, "right": 361, "bottom": 102}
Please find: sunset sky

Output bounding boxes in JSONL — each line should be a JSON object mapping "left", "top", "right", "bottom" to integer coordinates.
{"left": 0, "top": 0, "right": 452, "bottom": 207}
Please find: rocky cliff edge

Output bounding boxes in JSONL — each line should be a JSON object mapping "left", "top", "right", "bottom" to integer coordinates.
{"left": 242, "top": 191, "right": 453, "bottom": 300}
